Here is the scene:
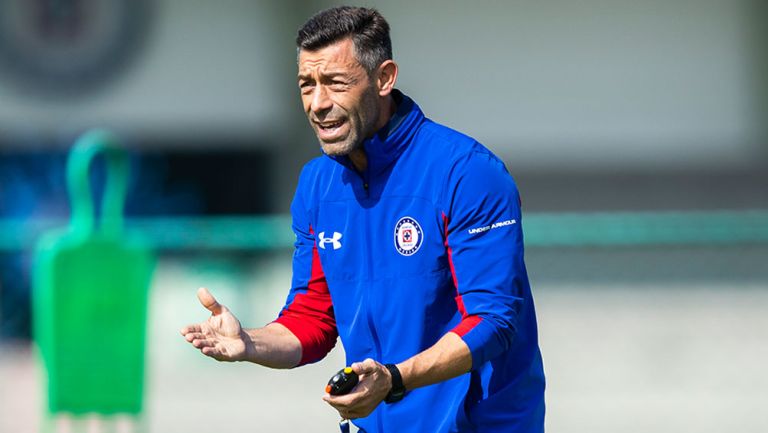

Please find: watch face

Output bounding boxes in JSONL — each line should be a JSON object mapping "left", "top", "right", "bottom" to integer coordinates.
{"left": 0, "top": 0, "right": 150, "bottom": 97}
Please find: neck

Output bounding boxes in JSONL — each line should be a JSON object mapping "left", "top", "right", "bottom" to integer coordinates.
{"left": 349, "top": 95, "right": 397, "bottom": 173}
{"left": 348, "top": 148, "right": 367, "bottom": 173}
{"left": 349, "top": 94, "right": 397, "bottom": 173}
{"left": 375, "top": 93, "right": 398, "bottom": 132}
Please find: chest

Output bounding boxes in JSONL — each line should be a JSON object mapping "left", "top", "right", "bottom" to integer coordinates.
{"left": 311, "top": 194, "right": 448, "bottom": 282}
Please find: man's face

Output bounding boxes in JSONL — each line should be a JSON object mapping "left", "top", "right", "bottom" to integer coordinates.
{"left": 298, "top": 38, "right": 381, "bottom": 157}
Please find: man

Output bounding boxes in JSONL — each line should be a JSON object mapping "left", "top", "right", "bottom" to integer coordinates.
{"left": 181, "top": 6, "right": 545, "bottom": 432}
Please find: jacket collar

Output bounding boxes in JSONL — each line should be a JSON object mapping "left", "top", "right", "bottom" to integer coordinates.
{"left": 329, "top": 89, "right": 424, "bottom": 175}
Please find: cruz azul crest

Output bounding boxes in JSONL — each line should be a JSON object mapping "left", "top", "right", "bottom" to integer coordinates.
{"left": 394, "top": 216, "right": 423, "bottom": 256}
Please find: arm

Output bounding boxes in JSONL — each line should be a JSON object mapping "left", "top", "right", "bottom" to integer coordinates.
{"left": 440, "top": 149, "right": 524, "bottom": 368}
{"left": 396, "top": 332, "right": 471, "bottom": 390}
{"left": 395, "top": 151, "right": 523, "bottom": 386}
{"left": 240, "top": 324, "right": 302, "bottom": 368}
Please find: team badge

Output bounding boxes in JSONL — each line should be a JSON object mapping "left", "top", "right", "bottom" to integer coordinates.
{"left": 394, "top": 217, "right": 423, "bottom": 256}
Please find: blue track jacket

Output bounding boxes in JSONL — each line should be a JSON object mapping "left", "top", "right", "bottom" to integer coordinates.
{"left": 275, "top": 90, "right": 545, "bottom": 433}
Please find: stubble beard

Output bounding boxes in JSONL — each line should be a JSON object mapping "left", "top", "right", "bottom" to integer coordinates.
{"left": 316, "top": 87, "right": 380, "bottom": 157}
{"left": 319, "top": 136, "right": 360, "bottom": 157}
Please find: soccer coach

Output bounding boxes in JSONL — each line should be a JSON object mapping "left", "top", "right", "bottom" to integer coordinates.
{"left": 181, "top": 6, "right": 545, "bottom": 432}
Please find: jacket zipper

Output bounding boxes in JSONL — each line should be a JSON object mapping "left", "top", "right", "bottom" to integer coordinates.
{"left": 358, "top": 161, "right": 384, "bottom": 432}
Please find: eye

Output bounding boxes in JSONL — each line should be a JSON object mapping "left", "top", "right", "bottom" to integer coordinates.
{"left": 329, "top": 79, "right": 348, "bottom": 90}
{"left": 299, "top": 81, "right": 314, "bottom": 94}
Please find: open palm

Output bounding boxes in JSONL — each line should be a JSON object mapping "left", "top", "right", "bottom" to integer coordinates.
{"left": 181, "top": 287, "right": 248, "bottom": 361}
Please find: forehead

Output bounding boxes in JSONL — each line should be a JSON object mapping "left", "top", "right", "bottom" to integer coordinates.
{"left": 297, "top": 38, "right": 364, "bottom": 75}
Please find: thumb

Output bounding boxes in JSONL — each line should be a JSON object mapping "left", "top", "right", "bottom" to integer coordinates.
{"left": 352, "top": 358, "right": 378, "bottom": 375}
{"left": 197, "top": 287, "right": 224, "bottom": 315}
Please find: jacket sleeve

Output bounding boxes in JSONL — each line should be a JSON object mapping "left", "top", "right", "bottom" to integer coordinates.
{"left": 272, "top": 168, "right": 338, "bottom": 366}
{"left": 442, "top": 150, "right": 526, "bottom": 369}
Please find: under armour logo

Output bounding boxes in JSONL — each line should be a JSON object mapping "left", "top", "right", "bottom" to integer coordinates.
{"left": 318, "top": 231, "right": 343, "bottom": 250}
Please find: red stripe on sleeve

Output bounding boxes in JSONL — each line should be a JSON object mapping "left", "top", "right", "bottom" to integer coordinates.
{"left": 451, "top": 315, "right": 482, "bottom": 337}
{"left": 274, "top": 226, "right": 337, "bottom": 365}
{"left": 443, "top": 213, "right": 483, "bottom": 336}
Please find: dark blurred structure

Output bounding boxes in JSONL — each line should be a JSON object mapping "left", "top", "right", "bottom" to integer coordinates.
{"left": 0, "top": 144, "right": 274, "bottom": 339}
{"left": 0, "top": 152, "right": 67, "bottom": 340}
{"left": 0, "top": 0, "right": 151, "bottom": 98}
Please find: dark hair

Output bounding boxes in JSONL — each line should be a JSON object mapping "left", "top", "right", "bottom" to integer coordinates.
{"left": 296, "top": 6, "right": 392, "bottom": 72}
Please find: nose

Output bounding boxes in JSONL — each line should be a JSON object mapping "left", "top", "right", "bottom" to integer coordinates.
{"left": 310, "top": 85, "right": 333, "bottom": 115}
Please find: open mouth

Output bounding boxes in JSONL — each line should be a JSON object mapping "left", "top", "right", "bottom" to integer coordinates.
{"left": 315, "top": 119, "right": 348, "bottom": 141}
{"left": 317, "top": 120, "right": 345, "bottom": 130}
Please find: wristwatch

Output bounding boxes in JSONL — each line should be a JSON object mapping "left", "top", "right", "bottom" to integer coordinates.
{"left": 384, "top": 363, "right": 406, "bottom": 403}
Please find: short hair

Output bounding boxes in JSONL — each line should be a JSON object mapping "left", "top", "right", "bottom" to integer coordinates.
{"left": 296, "top": 6, "right": 392, "bottom": 73}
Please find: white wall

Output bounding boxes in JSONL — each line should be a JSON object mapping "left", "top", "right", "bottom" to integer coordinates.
{"left": 371, "top": 0, "right": 763, "bottom": 169}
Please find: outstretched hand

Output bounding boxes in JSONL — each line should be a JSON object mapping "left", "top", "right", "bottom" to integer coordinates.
{"left": 180, "top": 287, "right": 249, "bottom": 362}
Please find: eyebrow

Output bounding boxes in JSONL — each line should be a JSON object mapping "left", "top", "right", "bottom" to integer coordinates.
{"left": 297, "top": 70, "right": 352, "bottom": 80}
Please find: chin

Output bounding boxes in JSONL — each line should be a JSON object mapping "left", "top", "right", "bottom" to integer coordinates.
{"left": 320, "top": 140, "right": 357, "bottom": 156}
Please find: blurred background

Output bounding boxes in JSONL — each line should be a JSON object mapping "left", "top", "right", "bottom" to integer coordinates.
{"left": 1, "top": 0, "right": 767, "bottom": 432}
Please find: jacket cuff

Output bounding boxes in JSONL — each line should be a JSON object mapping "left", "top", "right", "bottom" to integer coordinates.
{"left": 451, "top": 317, "right": 509, "bottom": 369}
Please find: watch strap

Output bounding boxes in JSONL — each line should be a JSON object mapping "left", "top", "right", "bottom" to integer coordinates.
{"left": 384, "top": 363, "right": 406, "bottom": 403}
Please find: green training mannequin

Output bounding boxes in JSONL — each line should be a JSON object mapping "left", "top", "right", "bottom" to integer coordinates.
{"left": 33, "top": 130, "right": 154, "bottom": 415}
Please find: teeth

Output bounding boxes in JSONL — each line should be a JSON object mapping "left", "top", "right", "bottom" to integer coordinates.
{"left": 319, "top": 120, "right": 343, "bottom": 129}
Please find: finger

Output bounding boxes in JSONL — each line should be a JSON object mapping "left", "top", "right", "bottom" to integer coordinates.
{"left": 322, "top": 398, "right": 348, "bottom": 418}
{"left": 323, "top": 391, "right": 358, "bottom": 407}
{"left": 323, "top": 394, "right": 341, "bottom": 405}
{"left": 201, "top": 346, "right": 223, "bottom": 358}
{"left": 352, "top": 358, "right": 378, "bottom": 375}
{"left": 323, "top": 395, "right": 351, "bottom": 415}
{"left": 324, "top": 400, "right": 360, "bottom": 421}
{"left": 184, "top": 332, "right": 205, "bottom": 342}
{"left": 180, "top": 324, "right": 202, "bottom": 335}
{"left": 197, "top": 287, "right": 223, "bottom": 315}
{"left": 192, "top": 339, "right": 216, "bottom": 349}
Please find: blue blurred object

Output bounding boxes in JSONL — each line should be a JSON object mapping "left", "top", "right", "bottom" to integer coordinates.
{"left": 0, "top": 153, "right": 67, "bottom": 340}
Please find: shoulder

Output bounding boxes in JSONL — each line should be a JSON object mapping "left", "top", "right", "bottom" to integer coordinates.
{"left": 417, "top": 120, "right": 476, "bottom": 153}
{"left": 296, "top": 155, "right": 339, "bottom": 193}
{"left": 298, "top": 155, "right": 330, "bottom": 181}
{"left": 415, "top": 119, "right": 505, "bottom": 170}
{"left": 292, "top": 155, "right": 332, "bottom": 213}
{"left": 411, "top": 120, "right": 518, "bottom": 213}
{"left": 412, "top": 119, "right": 510, "bottom": 185}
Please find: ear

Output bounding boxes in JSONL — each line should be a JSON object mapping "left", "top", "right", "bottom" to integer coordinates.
{"left": 376, "top": 60, "right": 398, "bottom": 97}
